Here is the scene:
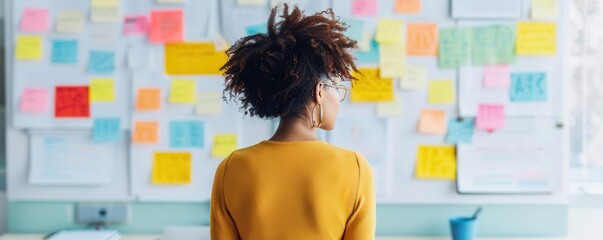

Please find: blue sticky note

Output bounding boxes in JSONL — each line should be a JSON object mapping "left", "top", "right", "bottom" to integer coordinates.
{"left": 342, "top": 17, "right": 365, "bottom": 42}
{"left": 510, "top": 72, "right": 547, "bottom": 101}
{"left": 170, "top": 121, "right": 204, "bottom": 148}
{"left": 446, "top": 118, "right": 475, "bottom": 144}
{"left": 246, "top": 23, "right": 267, "bottom": 35}
{"left": 52, "top": 39, "right": 78, "bottom": 64}
{"left": 355, "top": 39, "right": 379, "bottom": 63}
{"left": 88, "top": 51, "right": 115, "bottom": 75}
{"left": 93, "top": 118, "right": 120, "bottom": 143}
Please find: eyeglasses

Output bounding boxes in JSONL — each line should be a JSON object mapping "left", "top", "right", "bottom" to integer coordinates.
{"left": 324, "top": 83, "right": 348, "bottom": 102}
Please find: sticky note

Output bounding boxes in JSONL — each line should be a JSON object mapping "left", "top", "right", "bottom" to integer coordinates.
{"left": 379, "top": 42, "right": 406, "bottom": 78}
{"left": 90, "top": 25, "right": 118, "bottom": 46}
{"left": 56, "top": 11, "right": 83, "bottom": 33}
{"left": 21, "top": 8, "right": 49, "bottom": 33}
{"left": 20, "top": 88, "right": 50, "bottom": 113}
{"left": 136, "top": 88, "right": 162, "bottom": 111}
{"left": 418, "top": 109, "right": 447, "bottom": 134}
{"left": 92, "top": 0, "right": 120, "bottom": 8}
{"left": 358, "top": 32, "right": 372, "bottom": 52}
{"left": 246, "top": 23, "right": 267, "bottom": 35}
{"left": 152, "top": 152, "right": 192, "bottom": 185}
{"left": 342, "top": 18, "right": 365, "bottom": 42}
{"left": 170, "top": 79, "right": 197, "bottom": 104}
{"left": 88, "top": 51, "right": 115, "bottom": 75}
{"left": 158, "top": 0, "right": 186, "bottom": 4}
{"left": 93, "top": 118, "right": 121, "bottom": 143}
{"left": 400, "top": 65, "right": 427, "bottom": 90}
{"left": 355, "top": 39, "right": 379, "bottom": 63}
{"left": 92, "top": 8, "right": 120, "bottom": 23}
{"left": 428, "top": 80, "right": 455, "bottom": 104}
{"left": 170, "top": 121, "right": 204, "bottom": 148}
{"left": 196, "top": 92, "right": 223, "bottom": 115}
{"left": 52, "top": 39, "right": 78, "bottom": 64}
{"left": 237, "top": 0, "right": 266, "bottom": 6}
{"left": 150, "top": 10, "right": 184, "bottom": 43}
{"left": 165, "top": 42, "right": 227, "bottom": 75}
{"left": 472, "top": 25, "right": 516, "bottom": 65}
{"left": 212, "top": 134, "right": 237, "bottom": 158}
{"left": 438, "top": 27, "right": 470, "bottom": 68}
{"left": 351, "top": 68, "right": 394, "bottom": 102}
{"left": 415, "top": 145, "right": 456, "bottom": 180}
{"left": 16, "top": 36, "right": 43, "bottom": 60}
{"left": 377, "top": 98, "right": 403, "bottom": 117}
{"left": 446, "top": 118, "right": 475, "bottom": 144}
{"left": 476, "top": 104, "right": 505, "bottom": 131}
{"left": 55, "top": 86, "right": 90, "bottom": 118}
{"left": 352, "top": 0, "right": 377, "bottom": 16}
{"left": 90, "top": 78, "right": 115, "bottom": 102}
{"left": 395, "top": 0, "right": 421, "bottom": 13}
{"left": 124, "top": 15, "right": 148, "bottom": 35}
{"left": 133, "top": 121, "right": 159, "bottom": 144}
{"left": 407, "top": 23, "right": 438, "bottom": 56}
{"left": 510, "top": 72, "right": 547, "bottom": 101}
{"left": 483, "top": 65, "right": 510, "bottom": 88}
{"left": 376, "top": 19, "right": 403, "bottom": 44}
{"left": 531, "top": 0, "right": 557, "bottom": 20}
{"left": 516, "top": 22, "right": 557, "bottom": 55}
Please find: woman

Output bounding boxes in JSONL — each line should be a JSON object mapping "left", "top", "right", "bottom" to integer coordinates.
{"left": 211, "top": 4, "right": 376, "bottom": 240}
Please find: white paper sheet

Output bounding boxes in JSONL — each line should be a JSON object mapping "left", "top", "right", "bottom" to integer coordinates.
{"left": 451, "top": 0, "right": 522, "bottom": 19}
{"left": 29, "top": 132, "right": 116, "bottom": 185}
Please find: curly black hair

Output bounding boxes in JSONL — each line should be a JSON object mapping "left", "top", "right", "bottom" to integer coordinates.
{"left": 220, "top": 4, "right": 359, "bottom": 119}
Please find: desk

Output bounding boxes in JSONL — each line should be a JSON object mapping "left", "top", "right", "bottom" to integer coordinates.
{"left": 0, "top": 234, "right": 572, "bottom": 240}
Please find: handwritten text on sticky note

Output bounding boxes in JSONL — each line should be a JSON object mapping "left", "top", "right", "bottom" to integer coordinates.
{"left": 416, "top": 145, "right": 456, "bottom": 180}
{"left": 165, "top": 42, "right": 226, "bottom": 75}
{"left": 483, "top": 65, "right": 510, "bottom": 88}
{"left": 212, "top": 134, "right": 237, "bottom": 158}
{"left": 472, "top": 25, "right": 516, "bottom": 65}
{"left": 136, "top": 88, "right": 162, "bottom": 111}
{"left": 438, "top": 27, "right": 470, "bottom": 68}
{"left": 419, "top": 109, "right": 447, "bottom": 134}
{"left": 379, "top": 42, "right": 406, "bottom": 78}
{"left": 88, "top": 51, "right": 115, "bottom": 75}
{"left": 21, "top": 8, "right": 49, "bottom": 33}
{"left": 476, "top": 104, "right": 505, "bottom": 131}
{"left": 170, "top": 79, "right": 197, "bottom": 104}
{"left": 90, "top": 78, "right": 115, "bottom": 102}
{"left": 124, "top": 15, "right": 148, "bottom": 35}
{"left": 428, "top": 80, "right": 455, "bottom": 104}
{"left": 351, "top": 68, "right": 394, "bottom": 102}
{"left": 52, "top": 39, "right": 78, "bottom": 64}
{"left": 376, "top": 19, "right": 403, "bottom": 44}
{"left": 56, "top": 11, "right": 83, "bottom": 33}
{"left": 446, "top": 118, "right": 475, "bottom": 144}
{"left": 196, "top": 92, "right": 223, "bottom": 115}
{"left": 352, "top": 0, "right": 377, "bottom": 16}
{"left": 93, "top": 118, "right": 121, "bottom": 143}
{"left": 395, "top": 0, "right": 421, "bottom": 13}
{"left": 133, "top": 121, "right": 159, "bottom": 144}
{"left": 407, "top": 22, "right": 438, "bottom": 56}
{"left": 20, "top": 88, "right": 49, "bottom": 113}
{"left": 170, "top": 121, "right": 204, "bottom": 148}
{"left": 510, "top": 72, "right": 547, "bottom": 101}
{"left": 152, "top": 152, "right": 192, "bottom": 184}
{"left": 16, "top": 35, "right": 43, "bottom": 60}
{"left": 516, "top": 22, "right": 557, "bottom": 55}
{"left": 55, "top": 86, "right": 90, "bottom": 118}
{"left": 150, "top": 10, "right": 184, "bottom": 43}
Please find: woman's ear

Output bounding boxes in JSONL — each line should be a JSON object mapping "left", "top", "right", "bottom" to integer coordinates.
{"left": 314, "top": 83, "right": 323, "bottom": 103}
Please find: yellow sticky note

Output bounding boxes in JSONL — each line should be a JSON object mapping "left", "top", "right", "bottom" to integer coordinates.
{"left": 170, "top": 79, "right": 196, "bottom": 104}
{"left": 196, "top": 92, "right": 223, "bottom": 115}
{"left": 90, "top": 78, "right": 115, "bottom": 102}
{"left": 152, "top": 152, "right": 192, "bottom": 185}
{"left": 531, "top": 0, "right": 557, "bottom": 20}
{"left": 16, "top": 35, "right": 43, "bottom": 60}
{"left": 165, "top": 42, "right": 227, "bottom": 75}
{"left": 379, "top": 42, "right": 406, "bottom": 78}
{"left": 133, "top": 121, "right": 159, "bottom": 144}
{"left": 351, "top": 68, "right": 394, "bottom": 102}
{"left": 400, "top": 65, "right": 427, "bottom": 90}
{"left": 418, "top": 109, "right": 447, "bottom": 134}
{"left": 212, "top": 134, "right": 237, "bottom": 158}
{"left": 516, "top": 22, "right": 557, "bottom": 55}
{"left": 136, "top": 88, "right": 161, "bottom": 111}
{"left": 376, "top": 19, "right": 403, "bottom": 44}
{"left": 415, "top": 145, "right": 456, "bottom": 180}
{"left": 428, "top": 80, "right": 455, "bottom": 104}
{"left": 377, "top": 98, "right": 403, "bottom": 117}
{"left": 92, "top": 0, "right": 120, "bottom": 8}
{"left": 56, "top": 11, "right": 83, "bottom": 33}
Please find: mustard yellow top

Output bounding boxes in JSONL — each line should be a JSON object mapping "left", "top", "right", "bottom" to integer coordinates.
{"left": 210, "top": 140, "right": 376, "bottom": 240}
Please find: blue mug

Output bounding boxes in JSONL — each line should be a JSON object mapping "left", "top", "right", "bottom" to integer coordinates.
{"left": 449, "top": 217, "right": 476, "bottom": 240}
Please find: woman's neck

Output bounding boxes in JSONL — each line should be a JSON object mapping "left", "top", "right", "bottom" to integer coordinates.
{"left": 269, "top": 117, "right": 319, "bottom": 142}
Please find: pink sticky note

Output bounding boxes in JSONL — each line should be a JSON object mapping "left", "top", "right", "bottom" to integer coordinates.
{"left": 124, "top": 15, "right": 148, "bottom": 35}
{"left": 476, "top": 104, "right": 505, "bottom": 131}
{"left": 21, "top": 8, "right": 50, "bottom": 33}
{"left": 150, "top": 10, "right": 184, "bottom": 43}
{"left": 20, "top": 88, "right": 50, "bottom": 113}
{"left": 483, "top": 65, "right": 510, "bottom": 88}
{"left": 352, "top": 0, "right": 377, "bottom": 16}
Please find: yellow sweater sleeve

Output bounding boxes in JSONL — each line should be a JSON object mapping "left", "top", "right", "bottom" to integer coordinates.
{"left": 343, "top": 152, "right": 377, "bottom": 240}
{"left": 210, "top": 155, "right": 240, "bottom": 240}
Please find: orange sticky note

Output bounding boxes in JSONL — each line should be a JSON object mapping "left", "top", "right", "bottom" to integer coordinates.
{"left": 407, "top": 23, "right": 438, "bottom": 56}
{"left": 152, "top": 152, "right": 191, "bottom": 184}
{"left": 136, "top": 88, "right": 161, "bottom": 111}
{"left": 133, "top": 121, "right": 159, "bottom": 144}
{"left": 395, "top": 0, "right": 421, "bottom": 13}
{"left": 418, "top": 109, "right": 447, "bottom": 134}
{"left": 150, "top": 10, "right": 183, "bottom": 43}
{"left": 165, "top": 42, "right": 227, "bottom": 75}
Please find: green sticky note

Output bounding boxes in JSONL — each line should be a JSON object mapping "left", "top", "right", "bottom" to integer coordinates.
{"left": 438, "top": 27, "right": 470, "bottom": 69}
{"left": 471, "top": 25, "right": 516, "bottom": 65}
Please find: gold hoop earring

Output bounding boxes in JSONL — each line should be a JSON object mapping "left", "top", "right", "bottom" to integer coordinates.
{"left": 311, "top": 103, "right": 323, "bottom": 128}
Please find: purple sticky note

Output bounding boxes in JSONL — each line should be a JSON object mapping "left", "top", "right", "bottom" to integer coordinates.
{"left": 20, "top": 88, "right": 50, "bottom": 113}
{"left": 21, "top": 8, "right": 50, "bottom": 33}
{"left": 483, "top": 65, "right": 510, "bottom": 88}
{"left": 124, "top": 15, "right": 149, "bottom": 35}
{"left": 352, "top": 0, "right": 377, "bottom": 16}
{"left": 476, "top": 104, "right": 505, "bottom": 131}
